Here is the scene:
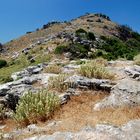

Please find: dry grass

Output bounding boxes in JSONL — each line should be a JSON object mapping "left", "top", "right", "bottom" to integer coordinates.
{"left": 50, "top": 91, "right": 140, "bottom": 132}
{"left": 134, "top": 54, "right": 140, "bottom": 65}
{"left": 78, "top": 60, "right": 114, "bottom": 79}
{"left": 44, "top": 64, "right": 62, "bottom": 74}
{"left": 89, "top": 57, "right": 108, "bottom": 67}
{"left": 48, "top": 74, "right": 70, "bottom": 92}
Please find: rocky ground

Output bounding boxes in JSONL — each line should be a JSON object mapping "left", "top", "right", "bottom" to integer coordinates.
{"left": 0, "top": 59, "right": 140, "bottom": 140}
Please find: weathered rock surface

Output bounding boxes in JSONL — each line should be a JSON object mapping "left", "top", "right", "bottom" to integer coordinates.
{"left": 94, "top": 78, "right": 140, "bottom": 110}
{"left": 65, "top": 75, "right": 114, "bottom": 91}
{"left": 11, "top": 64, "right": 44, "bottom": 81}
{"left": 24, "top": 120, "right": 140, "bottom": 140}
{"left": 125, "top": 65, "right": 140, "bottom": 80}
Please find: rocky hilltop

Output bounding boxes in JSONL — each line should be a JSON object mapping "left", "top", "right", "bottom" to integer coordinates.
{"left": 0, "top": 13, "right": 140, "bottom": 140}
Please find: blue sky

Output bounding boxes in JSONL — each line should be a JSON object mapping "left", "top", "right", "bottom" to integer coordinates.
{"left": 0, "top": 0, "right": 140, "bottom": 43}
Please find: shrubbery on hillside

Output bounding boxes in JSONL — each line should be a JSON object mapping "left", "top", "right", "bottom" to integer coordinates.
{"left": 87, "top": 32, "right": 96, "bottom": 40}
{"left": 54, "top": 45, "right": 67, "bottom": 54}
{"left": 0, "top": 60, "right": 7, "bottom": 68}
{"left": 98, "top": 37, "right": 139, "bottom": 60}
{"left": 75, "top": 29, "right": 95, "bottom": 41}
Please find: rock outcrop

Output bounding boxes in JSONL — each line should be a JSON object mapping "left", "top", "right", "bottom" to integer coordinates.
{"left": 65, "top": 75, "right": 114, "bottom": 91}
{"left": 125, "top": 65, "right": 140, "bottom": 80}
{"left": 94, "top": 78, "right": 140, "bottom": 110}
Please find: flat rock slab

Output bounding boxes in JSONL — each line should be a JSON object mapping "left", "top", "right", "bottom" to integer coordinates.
{"left": 65, "top": 75, "right": 114, "bottom": 91}
{"left": 94, "top": 78, "right": 140, "bottom": 110}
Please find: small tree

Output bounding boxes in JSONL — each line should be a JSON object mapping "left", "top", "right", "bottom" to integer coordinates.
{"left": 0, "top": 60, "right": 7, "bottom": 68}
{"left": 87, "top": 32, "right": 95, "bottom": 40}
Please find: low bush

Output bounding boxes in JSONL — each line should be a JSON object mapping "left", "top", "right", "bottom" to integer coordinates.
{"left": 68, "top": 44, "right": 90, "bottom": 58}
{"left": 78, "top": 60, "right": 114, "bottom": 79}
{"left": 54, "top": 45, "right": 67, "bottom": 54}
{"left": 75, "top": 28, "right": 87, "bottom": 35}
{"left": 13, "top": 90, "right": 60, "bottom": 125}
{"left": 0, "top": 59, "right": 7, "bottom": 68}
{"left": 87, "top": 32, "right": 95, "bottom": 40}
{"left": 76, "top": 29, "right": 95, "bottom": 41}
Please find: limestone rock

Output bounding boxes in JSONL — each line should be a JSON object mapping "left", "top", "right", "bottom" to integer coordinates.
{"left": 24, "top": 120, "right": 140, "bottom": 140}
{"left": 65, "top": 75, "right": 113, "bottom": 91}
{"left": 125, "top": 65, "right": 140, "bottom": 80}
{"left": 94, "top": 78, "right": 140, "bottom": 110}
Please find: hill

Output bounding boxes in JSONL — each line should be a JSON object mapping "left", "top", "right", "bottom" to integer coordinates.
{"left": 0, "top": 13, "right": 140, "bottom": 140}
{"left": 2, "top": 13, "right": 140, "bottom": 60}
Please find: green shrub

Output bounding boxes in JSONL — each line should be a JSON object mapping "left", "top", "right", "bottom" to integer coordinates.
{"left": 75, "top": 29, "right": 88, "bottom": 39}
{"left": 68, "top": 44, "right": 90, "bottom": 58}
{"left": 87, "top": 32, "right": 95, "bottom": 40}
{"left": 75, "top": 28, "right": 87, "bottom": 35}
{"left": 99, "top": 37, "right": 138, "bottom": 60}
{"left": 76, "top": 29, "right": 95, "bottom": 41}
{"left": 78, "top": 60, "right": 114, "bottom": 79}
{"left": 13, "top": 90, "right": 60, "bottom": 125}
{"left": 54, "top": 45, "right": 67, "bottom": 54}
{"left": 0, "top": 59, "right": 7, "bottom": 68}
